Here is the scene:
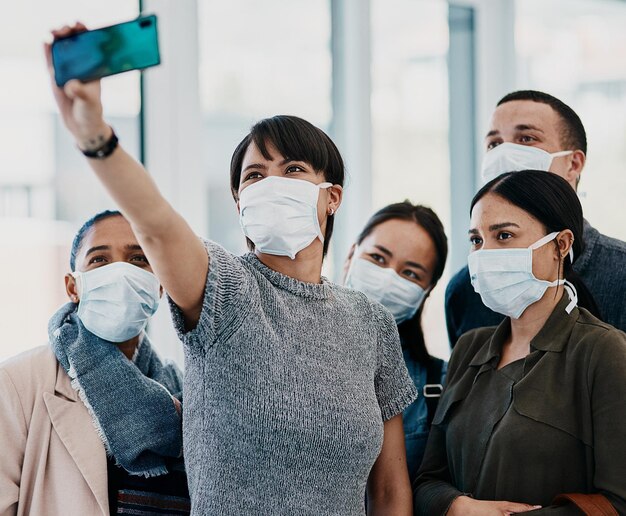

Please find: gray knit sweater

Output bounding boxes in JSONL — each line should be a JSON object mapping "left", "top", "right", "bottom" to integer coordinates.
{"left": 170, "top": 241, "right": 417, "bottom": 515}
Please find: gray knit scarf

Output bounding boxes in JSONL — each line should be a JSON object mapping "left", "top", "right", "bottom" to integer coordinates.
{"left": 49, "top": 302, "right": 183, "bottom": 477}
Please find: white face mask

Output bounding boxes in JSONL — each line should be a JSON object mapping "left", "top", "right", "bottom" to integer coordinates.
{"left": 481, "top": 142, "right": 573, "bottom": 184}
{"left": 239, "top": 176, "right": 333, "bottom": 260}
{"left": 345, "top": 256, "right": 427, "bottom": 324}
{"left": 468, "top": 231, "right": 576, "bottom": 319}
{"left": 72, "top": 262, "right": 161, "bottom": 342}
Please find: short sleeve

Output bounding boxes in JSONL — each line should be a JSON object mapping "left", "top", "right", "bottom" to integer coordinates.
{"left": 168, "top": 240, "right": 253, "bottom": 349}
{"left": 373, "top": 306, "right": 418, "bottom": 421}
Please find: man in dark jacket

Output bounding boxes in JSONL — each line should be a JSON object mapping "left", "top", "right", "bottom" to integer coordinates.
{"left": 445, "top": 90, "right": 626, "bottom": 346}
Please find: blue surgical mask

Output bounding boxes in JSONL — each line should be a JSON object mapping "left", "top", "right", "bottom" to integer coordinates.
{"left": 468, "top": 231, "right": 576, "bottom": 319}
{"left": 72, "top": 262, "right": 161, "bottom": 342}
{"left": 345, "top": 256, "right": 427, "bottom": 324}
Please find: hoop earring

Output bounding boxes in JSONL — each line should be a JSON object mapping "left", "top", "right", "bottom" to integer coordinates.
{"left": 328, "top": 208, "right": 335, "bottom": 216}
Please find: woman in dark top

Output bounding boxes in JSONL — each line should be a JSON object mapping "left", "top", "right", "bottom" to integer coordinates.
{"left": 414, "top": 171, "right": 626, "bottom": 515}
{"left": 343, "top": 202, "right": 448, "bottom": 484}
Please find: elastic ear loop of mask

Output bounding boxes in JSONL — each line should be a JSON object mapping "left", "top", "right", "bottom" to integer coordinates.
{"left": 70, "top": 270, "right": 83, "bottom": 299}
{"left": 534, "top": 231, "right": 576, "bottom": 314}
{"left": 563, "top": 235, "right": 576, "bottom": 314}
{"left": 563, "top": 281, "right": 578, "bottom": 314}
{"left": 317, "top": 182, "right": 334, "bottom": 243}
{"left": 528, "top": 231, "right": 560, "bottom": 251}
{"left": 531, "top": 230, "right": 575, "bottom": 264}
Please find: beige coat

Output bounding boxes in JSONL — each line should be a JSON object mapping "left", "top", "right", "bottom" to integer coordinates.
{"left": 0, "top": 346, "right": 109, "bottom": 516}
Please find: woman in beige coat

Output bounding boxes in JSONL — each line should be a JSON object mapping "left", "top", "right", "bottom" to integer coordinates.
{"left": 0, "top": 211, "right": 189, "bottom": 516}
{"left": 0, "top": 345, "right": 110, "bottom": 515}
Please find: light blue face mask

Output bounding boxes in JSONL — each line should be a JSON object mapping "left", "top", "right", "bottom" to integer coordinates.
{"left": 72, "top": 262, "right": 161, "bottom": 342}
{"left": 468, "top": 231, "right": 577, "bottom": 319}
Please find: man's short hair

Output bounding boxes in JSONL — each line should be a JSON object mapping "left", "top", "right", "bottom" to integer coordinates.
{"left": 497, "top": 90, "right": 587, "bottom": 155}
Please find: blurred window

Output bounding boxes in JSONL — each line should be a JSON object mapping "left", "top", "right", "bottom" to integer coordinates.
{"left": 198, "top": 0, "right": 332, "bottom": 254}
{"left": 0, "top": 3, "right": 140, "bottom": 361}
{"left": 371, "top": 0, "right": 450, "bottom": 357}
{"left": 517, "top": 0, "right": 626, "bottom": 241}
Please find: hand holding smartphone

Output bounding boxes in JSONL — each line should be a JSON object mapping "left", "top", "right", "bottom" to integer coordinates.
{"left": 51, "top": 15, "right": 160, "bottom": 87}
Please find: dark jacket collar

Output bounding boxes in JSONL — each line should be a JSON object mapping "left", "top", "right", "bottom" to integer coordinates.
{"left": 469, "top": 294, "right": 579, "bottom": 367}
{"left": 574, "top": 219, "right": 598, "bottom": 275}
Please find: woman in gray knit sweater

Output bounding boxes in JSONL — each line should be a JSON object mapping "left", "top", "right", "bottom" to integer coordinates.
{"left": 46, "top": 23, "right": 418, "bottom": 515}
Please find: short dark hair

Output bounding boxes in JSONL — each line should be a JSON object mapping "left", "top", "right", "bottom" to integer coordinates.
{"left": 356, "top": 201, "right": 448, "bottom": 363}
{"left": 70, "top": 210, "right": 122, "bottom": 271}
{"left": 497, "top": 90, "right": 587, "bottom": 155}
{"left": 471, "top": 170, "right": 600, "bottom": 317}
{"left": 230, "top": 115, "right": 345, "bottom": 256}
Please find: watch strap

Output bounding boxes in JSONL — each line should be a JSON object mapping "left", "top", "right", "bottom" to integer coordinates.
{"left": 80, "top": 128, "right": 119, "bottom": 159}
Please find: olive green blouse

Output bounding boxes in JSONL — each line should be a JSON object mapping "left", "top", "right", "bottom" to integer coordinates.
{"left": 414, "top": 295, "right": 626, "bottom": 515}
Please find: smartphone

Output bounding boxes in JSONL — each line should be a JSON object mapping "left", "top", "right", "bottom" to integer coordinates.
{"left": 51, "top": 15, "right": 160, "bottom": 87}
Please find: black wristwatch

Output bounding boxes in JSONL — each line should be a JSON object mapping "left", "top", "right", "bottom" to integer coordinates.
{"left": 80, "top": 128, "right": 119, "bottom": 159}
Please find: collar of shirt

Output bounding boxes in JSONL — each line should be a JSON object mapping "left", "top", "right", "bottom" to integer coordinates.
{"left": 469, "top": 294, "right": 579, "bottom": 368}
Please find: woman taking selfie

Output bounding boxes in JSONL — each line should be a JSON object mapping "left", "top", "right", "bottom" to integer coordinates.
{"left": 45, "top": 23, "right": 417, "bottom": 516}
{"left": 343, "top": 202, "right": 448, "bottom": 483}
{"left": 414, "top": 171, "right": 626, "bottom": 515}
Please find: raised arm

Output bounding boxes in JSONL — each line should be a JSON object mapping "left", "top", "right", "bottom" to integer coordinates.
{"left": 45, "top": 24, "right": 208, "bottom": 327}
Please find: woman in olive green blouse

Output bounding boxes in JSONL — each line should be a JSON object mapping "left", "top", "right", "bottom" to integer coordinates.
{"left": 414, "top": 171, "right": 626, "bottom": 515}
